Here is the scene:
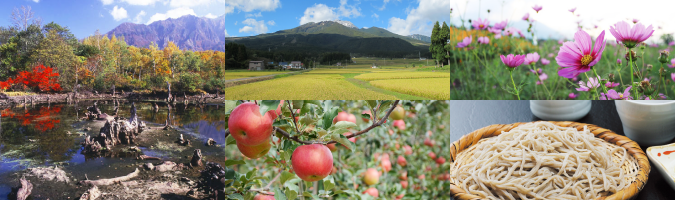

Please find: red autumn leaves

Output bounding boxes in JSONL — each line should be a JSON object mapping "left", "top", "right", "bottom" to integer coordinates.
{"left": 0, "top": 64, "right": 62, "bottom": 92}
{"left": 1, "top": 106, "right": 62, "bottom": 132}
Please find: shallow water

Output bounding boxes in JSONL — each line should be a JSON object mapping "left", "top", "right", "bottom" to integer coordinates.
{"left": 0, "top": 100, "right": 225, "bottom": 198}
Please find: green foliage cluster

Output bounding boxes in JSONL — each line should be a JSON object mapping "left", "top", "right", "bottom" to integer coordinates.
{"left": 430, "top": 21, "right": 450, "bottom": 68}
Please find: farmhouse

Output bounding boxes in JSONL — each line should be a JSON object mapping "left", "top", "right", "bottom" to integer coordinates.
{"left": 249, "top": 61, "right": 264, "bottom": 70}
{"left": 290, "top": 61, "right": 302, "bottom": 69}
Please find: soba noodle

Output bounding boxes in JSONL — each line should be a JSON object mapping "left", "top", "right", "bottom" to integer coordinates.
{"left": 451, "top": 122, "right": 634, "bottom": 200}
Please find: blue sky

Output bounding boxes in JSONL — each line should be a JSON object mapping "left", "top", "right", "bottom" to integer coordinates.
{"left": 0, "top": 0, "right": 225, "bottom": 39}
{"left": 225, "top": 0, "right": 450, "bottom": 37}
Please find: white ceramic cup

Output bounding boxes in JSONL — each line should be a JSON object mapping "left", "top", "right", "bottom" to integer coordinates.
{"left": 530, "top": 100, "right": 591, "bottom": 121}
{"left": 615, "top": 100, "right": 675, "bottom": 146}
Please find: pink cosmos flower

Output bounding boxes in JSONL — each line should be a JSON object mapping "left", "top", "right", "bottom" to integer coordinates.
{"left": 671, "top": 73, "right": 675, "bottom": 82}
{"left": 487, "top": 27, "right": 501, "bottom": 34}
{"left": 472, "top": 18, "right": 489, "bottom": 30}
{"left": 609, "top": 21, "right": 654, "bottom": 48}
{"left": 530, "top": 68, "right": 543, "bottom": 74}
{"left": 494, "top": 34, "right": 502, "bottom": 39}
{"left": 569, "top": 7, "right": 576, "bottom": 13}
{"left": 478, "top": 37, "right": 490, "bottom": 44}
{"left": 518, "top": 31, "right": 526, "bottom": 38}
{"left": 617, "top": 59, "right": 622, "bottom": 65}
{"left": 569, "top": 93, "right": 577, "bottom": 99}
{"left": 599, "top": 93, "right": 607, "bottom": 100}
{"left": 651, "top": 43, "right": 659, "bottom": 47}
{"left": 500, "top": 54, "right": 526, "bottom": 68}
{"left": 504, "top": 27, "right": 519, "bottom": 36}
{"left": 658, "top": 93, "right": 668, "bottom": 100}
{"left": 558, "top": 39, "right": 564, "bottom": 44}
{"left": 669, "top": 41, "right": 675, "bottom": 46}
{"left": 556, "top": 30, "right": 606, "bottom": 78}
{"left": 576, "top": 76, "right": 601, "bottom": 92}
{"left": 541, "top": 58, "right": 550, "bottom": 65}
{"left": 606, "top": 86, "right": 632, "bottom": 100}
{"left": 494, "top": 20, "right": 507, "bottom": 30}
{"left": 456, "top": 35, "right": 472, "bottom": 48}
{"left": 548, "top": 53, "right": 554, "bottom": 58}
{"left": 532, "top": 5, "right": 542, "bottom": 13}
{"left": 669, "top": 58, "right": 675, "bottom": 68}
{"left": 536, "top": 73, "right": 548, "bottom": 85}
{"left": 524, "top": 52, "right": 540, "bottom": 65}
{"left": 594, "top": 25, "right": 598, "bottom": 29}
{"left": 632, "top": 19, "right": 639, "bottom": 24}
{"left": 605, "top": 82, "right": 620, "bottom": 88}
{"left": 522, "top": 13, "right": 530, "bottom": 21}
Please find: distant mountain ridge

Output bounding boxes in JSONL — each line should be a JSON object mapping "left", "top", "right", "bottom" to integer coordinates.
{"left": 106, "top": 15, "right": 225, "bottom": 51}
{"left": 407, "top": 34, "right": 431, "bottom": 43}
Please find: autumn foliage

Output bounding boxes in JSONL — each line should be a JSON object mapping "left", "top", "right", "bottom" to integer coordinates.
{"left": 1, "top": 105, "right": 62, "bottom": 132}
{"left": 0, "top": 64, "right": 62, "bottom": 92}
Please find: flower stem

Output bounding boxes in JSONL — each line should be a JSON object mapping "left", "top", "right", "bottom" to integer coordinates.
{"left": 592, "top": 68, "right": 608, "bottom": 94}
{"left": 583, "top": 72, "right": 599, "bottom": 100}
{"left": 629, "top": 47, "right": 636, "bottom": 99}
{"left": 510, "top": 70, "right": 520, "bottom": 100}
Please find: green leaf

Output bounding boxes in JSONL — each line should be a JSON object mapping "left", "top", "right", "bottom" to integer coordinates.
{"left": 225, "top": 100, "right": 238, "bottom": 115}
{"left": 304, "top": 100, "right": 322, "bottom": 107}
{"left": 361, "top": 113, "right": 371, "bottom": 121}
{"left": 323, "top": 177, "right": 335, "bottom": 191}
{"left": 291, "top": 100, "right": 304, "bottom": 110}
{"left": 274, "top": 188, "right": 288, "bottom": 200}
{"left": 366, "top": 100, "right": 378, "bottom": 110}
{"left": 330, "top": 121, "right": 357, "bottom": 130}
{"left": 246, "top": 168, "right": 257, "bottom": 179}
{"left": 322, "top": 107, "right": 339, "bottom": 130}
{"left": 227, "top": 193, "right": 244, "bottom": 200}
{"left": 284, "top": 178, "right": 301, "bottom": 191}
{"left": 332, "top": 134, "right": 355, "bottom": 152}
{"left": 259, "top": 100, "right": 281, "bottom": 116}
{"left": 298, "top": 115, "right": 316, "bottom": 127}
{"left": 224, "top": 159, "right": 246, "bottom": 166}
{"left": 317, "top": 130, "right": 328, "bottom": 138}
{"left": 285, "top": 188, "right": 298, "bottom": 200}
{"left": 377, "top": 100, "right": 393, "bottom": 118}
{"left": 226, "top": 134, "right": 237, "bottom": 147}
{"left": 280, "top": 171, "right": 296, "bottom": 185}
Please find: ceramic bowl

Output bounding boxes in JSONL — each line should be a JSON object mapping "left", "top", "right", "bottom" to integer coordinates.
{"left": 615, "top": 100, "right": 675, "bottom": 146}
{"left": 646, "top": 143, "right": 675, "bottom": 191}
{"left": 530, "top": 100, "right": 591, "bottom": 121}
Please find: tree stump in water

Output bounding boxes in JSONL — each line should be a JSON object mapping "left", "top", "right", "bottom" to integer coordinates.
{"left": 205, "top": 138, "right": 216, "bottom": 146}
{"left": 85, "top": 102, "right": 102, "bottom": 120}
{"left": 81, "top": 136, "right": 103, "bottom": 154}
{"left": 82, "top": 103, "right": 147, "bottom": 153}
{"left": 8, "top": 177, "right": 32, "bottom": 200}
{"left": 190, "top": 149, "right": 202, "bottom": 167}
{"left": 80, "top": 186, "right": 101, "bottom": 200}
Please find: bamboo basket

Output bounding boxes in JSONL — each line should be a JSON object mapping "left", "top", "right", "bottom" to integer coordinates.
{"left": 449, "top": 121, "right": 650, "bottom": 200}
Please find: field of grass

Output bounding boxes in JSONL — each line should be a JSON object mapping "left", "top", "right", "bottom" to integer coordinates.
{"left": 354, "top": 72, "right": 450, "bottom": 81}
{"left": 224, "top": 71, "right": 288, "bottom": 80}
{"left": 370, "top": 78, "right": 450, "bottom": 99}
{"left": 224, "top": 74, "right": 397, "bottom": 99}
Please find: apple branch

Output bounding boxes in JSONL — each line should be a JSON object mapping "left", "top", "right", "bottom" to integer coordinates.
{"left": 287, "top": 101, "right": 301, "bottom": 133}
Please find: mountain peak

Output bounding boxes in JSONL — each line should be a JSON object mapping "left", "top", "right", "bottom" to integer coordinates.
{"left": 332, "top": 20, "right": 357, "bottom": 29}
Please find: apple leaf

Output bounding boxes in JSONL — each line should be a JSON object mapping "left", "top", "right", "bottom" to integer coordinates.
{"left": 225, "top": 100, "right": 238, "bottom": 114}
{"left": 298, "top": 114, "right": 316, "bottom": 126}
{"left": 259, "top": 100, "right": 281, "bottom": 116}
{"left": 377, "top": 100, "right": 393, "bottom": 118}
{"left": 227, "top": 193, "right": 244, "bottom": 200}
{"left": 284, "top": 178, "right": 301, "bottom": 191}
{"left": 323, "top": 176, "right": 335, "bottom": 191}
{"left": 280, "top": 171, "right": 296, "bottom": 185}
{"left": 317, "top": 129, "right": 328, "bottom": 138}
{"left": 361, "top": 113, "right": 371, "bottom": 120}
{"left": 331, "top": 134, "right": 355, "bottom": 152}
{"left": 304, "top": 100, "right": 322, "bottom": 107}
{"left": 274, "top": 188, "right": 288, "bottom": 200}
{"left": 322, "top": 107, "right": 339, "bottom": 130}
{"left": 366, "top": 100, "right": 378, "bottom": 110}
{"left": 224, "top": 159, "right": 246, "bottom": 166}
{"left": 225, "top": 134, "right": 236, "bottom": 147}
{"left": 330, "top": 121, "right": 357, "bottom": 130}
{"left": 246, "top": 168, "right": 257, "bottom": 179}
{"left": 285, "top": 188, "right": 298, "bottom": 200}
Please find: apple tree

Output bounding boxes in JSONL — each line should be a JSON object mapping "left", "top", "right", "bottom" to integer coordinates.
{"left": 223, "top": 100, "right": 450, "bottom": 199}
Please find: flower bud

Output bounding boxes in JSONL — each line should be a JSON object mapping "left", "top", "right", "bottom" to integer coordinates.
{"left": 660, "top": 67, "right": 666, "bottom": 77}
{"left": 601, "top": 79, "right": 608, "bottom": 85}
{"left": 660, "top": 50, "right": 670, "bottom": 64}
{"left": 487, "top": 9, "right": 490, "bottom": 13}
{"left": 525, "top": 72, "right": 531, "bottom": 76}
{"left": 625, "top": 50, "right": 637, "bottom": 61}
{"left": 617, "top": 59, "right": 622, "bottom": 65}
{"left": 468, "top": 19, "right": 472, "bottom": 23}
{"left": 640, "top": 43, "right": 646, "bottom": 50}
{"left": 640, "top": 80, "right": 654, "bottom": 95}
{"left": 647, "top": 64, "right": 653, "bottom": 72}
{"left": 608, "top": 73, "right": 615, "bottom": 82}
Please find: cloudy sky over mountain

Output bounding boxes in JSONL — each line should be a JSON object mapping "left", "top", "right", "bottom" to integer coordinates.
{"left": 225, "top": 0, "right": 450, "bottom": 37}
{"left": 0, "top": 0, "right": 225, "bottom": 38}
{"left": 451, "top": 0, "right": 673, "bottom": 43}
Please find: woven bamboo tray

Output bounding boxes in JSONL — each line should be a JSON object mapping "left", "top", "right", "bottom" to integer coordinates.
{"left": 449, "top": 121, "right": 650, "bottom": 200}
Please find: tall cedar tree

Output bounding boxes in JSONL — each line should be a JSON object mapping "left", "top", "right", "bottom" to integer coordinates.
{"left": 440, "top": 22, "right": 450, "bottom": 67}
{"left": 430, "top": 21, "right": 442, "bottom": 67}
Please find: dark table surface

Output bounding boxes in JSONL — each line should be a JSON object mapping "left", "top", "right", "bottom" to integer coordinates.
{"left": 450, "top": 100, "right": 674, "bottom": 200}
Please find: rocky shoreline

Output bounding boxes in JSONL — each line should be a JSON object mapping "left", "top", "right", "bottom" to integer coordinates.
{"left": 0, "top": 91, "right": 225, "bottom": 107}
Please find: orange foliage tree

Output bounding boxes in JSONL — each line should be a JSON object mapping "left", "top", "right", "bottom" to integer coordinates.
{"left": 0, "top": 64, "right": 62, "bottom": 92}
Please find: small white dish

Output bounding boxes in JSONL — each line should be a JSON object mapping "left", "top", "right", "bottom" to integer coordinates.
{"left": 530, "top": 100, "right": 591, "bottom": 121}
{"left": 615, "top": 100, "right": 675, "bottom": 146}
{"left": 646, "top": 143, "right": 675, "bottom": 191}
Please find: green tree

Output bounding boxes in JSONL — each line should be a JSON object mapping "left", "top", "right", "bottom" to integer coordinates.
{"left": 661, "top": 33, "right": 673, "bottom": 46}
{"left": 31, "top": 29, "right": 78, "bottom": 90}
{"left": 430, "top": 21, "right": 441, "bottom": 68}
{"left": 439, "top": 22, "right": 450, "bottom": 68}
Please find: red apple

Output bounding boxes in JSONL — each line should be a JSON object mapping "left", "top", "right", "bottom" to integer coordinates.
{"left": 428, "top": 152, "right": 436, "bottom": 159}
{"left": 237, "top": 139, "right": 272, "bottom": 159}
{"left": 395, "top": 143, "right": 400, "bottom": 150}
{"left": 397, "top": 156, "right": 407, "bottom": 167}
{"left": 363, "top": 168, "right": 380, "bottom": 185}
{"left": 396, "top": 194, "right": 404, "bottom": 200}
{"left": 388, "top": 129, "right": 395, "bottom": 135}
{"left": 400, "top": 180, "right": 408, "bottom": 189}
{"left": 326, "top": 143, "right": 337, "bottom": 152}
{"left": 332, "top": 111, "right": 356, "bottom": 124}
{"left": 292, "top": 144, "right": 333, "bottom": 182}
{"left": 424, "top": 138, "right": 434, "bottom": 147}
{"left": 361, "top": 110, "right": 372, "bottom": 122}
{"left": 403, "top": 145, "right": 412, "bottom": 155}
{"left": 381, "top": 159, "right": 392, "bottom": 172}
{"left": 265, "top": 100, "right": 285, "bottom": 120}
{"left": 381, "top": 153, "right": 390, "bottom": 161}
{"left": 331, "top": 166, "right": 338, "bottom": 175}
{"left": 418, "top": 174, "right": 425, "bottom": 180}
{"left": 426, "top": 130, "right": 433, "bottom": 137}
{"left": 436, "top": 157, "right": 446, "bottom": 165}
{"left": 393, "top": 120, "right": 405, "bottom": 130}
{"left": 399, "top": 171, "right": 408, "bottom": 181}
{"left": 254, "top": 193, "right": 275, "bottom": 200}
{"left": 228, "top": 103, "right": 275, "bottom": 146}
{"left": 389, "top": 106, "right": 405, "bottom": 120}
{"left": 363, "top": 188, "right": 379, "bottom": 198}
{"left": 344, "top": 132, "right": 357, "bottom": 143}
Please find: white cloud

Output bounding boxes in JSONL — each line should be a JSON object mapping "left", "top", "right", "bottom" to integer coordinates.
{"left": 234, "top": 21, "right": 238, "bottom": 25}
{"left": 299, "top": 1, "right": 361, "bottom": 25}
{"left": 204, "top": 13, "right": 218, "bottom": 19}
{"left": 245, "top": 12, "right": 262, "bottom": 18}
{"left": 147, "top": 7, "right": 196, "bottom": 24}
{"left": 225, "top": 29, "right": 229, "bottom": 37}
{"left": 134, "top": 10, "right": 146, "bottom": 23}
{"left": 32, "top": 0, "right": 40, "bottom": 3}
{"left": 387, "top": 0, "right": 449, "bottom": 36}
{"left": 372, "top": 13, "right": 379, "bottom": 19}
{"left": 300, "top": 4, "right": 339, "bottom": 25}
{"left": 267, "top": 20, "right": 275, "bottom": 26}
{"left": 170, "top": 0, "right": 219, "bottom": 7}
{"left": 121, "top": 0, "right": 161, "bottom": 6}
{"left": 101, "top": 0, "right": 114, "bottom": 5}
{"left": 225, "top": 0, "right": 281, "bottom": 14}
{"left": 239, "top": 18, "right": 268, "bottom": 34}
{"left": 379, "top": 0, "right": 400, "bottom": 11}
{"left": 110, "top": 6, "right": 128, "bottom": 21}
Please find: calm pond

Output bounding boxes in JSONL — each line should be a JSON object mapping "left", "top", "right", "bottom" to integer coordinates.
{"left": 0, "top": 100, "right": 225, "bottom": 199}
